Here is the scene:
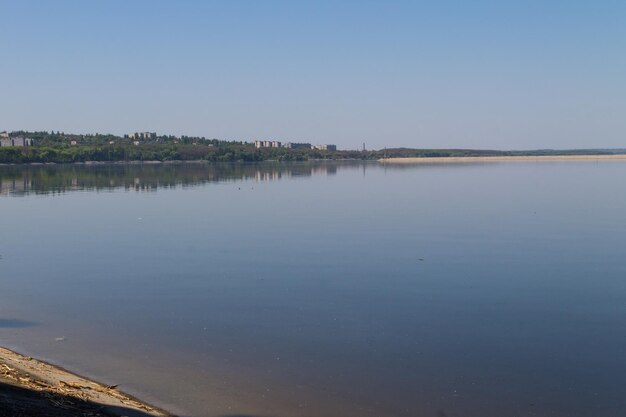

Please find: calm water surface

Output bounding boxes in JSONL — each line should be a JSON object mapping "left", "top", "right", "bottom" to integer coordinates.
{"left": 1, "top": 161, "right": 625, "bottom": 417}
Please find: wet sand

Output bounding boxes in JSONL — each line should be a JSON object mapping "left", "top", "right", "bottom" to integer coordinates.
{"left": 0, "top": 346, "right": 173, "bottom": 417}
{"left": 380, "top": 154, "right": 626, "bottom": 163}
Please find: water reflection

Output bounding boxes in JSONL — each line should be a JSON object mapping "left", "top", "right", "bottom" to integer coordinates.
{"left": 0, "top": 160, "right": 557, "bottom": 197}
{"left": 0, "top": 162, "right": 354, "bottom": 197}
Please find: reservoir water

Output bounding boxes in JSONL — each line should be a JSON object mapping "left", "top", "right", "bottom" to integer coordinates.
{"left": 1, "top": 161, "right": 625, "bottom": 417}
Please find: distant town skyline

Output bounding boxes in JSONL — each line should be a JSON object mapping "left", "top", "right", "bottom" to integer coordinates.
{"left": 1, "top": 1, "right": 625, "bottom": 150}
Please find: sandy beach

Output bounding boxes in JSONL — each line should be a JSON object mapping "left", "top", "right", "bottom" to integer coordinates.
{"left": 379, "top": 154, "right": 626, "bottom": 163}
{"left": 0, "top": 346, "right": 173, "bottom": 417}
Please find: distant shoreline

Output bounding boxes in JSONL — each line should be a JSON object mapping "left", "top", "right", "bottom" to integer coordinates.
{"left": 380, "top": 154, "right": 626, "bottom": 163}
{"left": 4, "top": 132, "right": 626, "bottom": 164}
{"left": 0, "top": 346, "right": 173, "bottom": 417}
{"left": 0, "top": 159, "right": 214, "bottom": 166}
{"left": 0, "top": 158, "right": 358, "bottom": 167}
{"left": 3, "top": 153, "right": 626, "bottom": 166}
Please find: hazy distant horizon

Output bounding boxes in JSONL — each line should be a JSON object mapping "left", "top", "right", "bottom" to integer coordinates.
{"left": 1, "top": 1, "right": 625, "bottom": 150}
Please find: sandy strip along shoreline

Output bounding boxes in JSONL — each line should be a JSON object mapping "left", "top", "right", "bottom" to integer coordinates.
{"left": 379, "top": 154, "right": 626, "bottom": 163}
{"left": 0, "top": 346, "right": 174, "bottom": 417}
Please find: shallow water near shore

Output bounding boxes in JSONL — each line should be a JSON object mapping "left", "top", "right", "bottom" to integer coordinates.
{"left": 1, "top": 161, "right": 626, "bottom": 417}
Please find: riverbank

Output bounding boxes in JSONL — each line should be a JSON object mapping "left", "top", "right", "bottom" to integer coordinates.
{"left": 0, "top": 158, "right": 357, "bottom": 166}
{"left": 0, "top": 346, "right": 173, "bottom": 417}
{"left": 380, "top": 154, "right": 626, "bottom": 163}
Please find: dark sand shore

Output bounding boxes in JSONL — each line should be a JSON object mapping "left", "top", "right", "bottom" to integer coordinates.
{"left": 0, "top": 346, "right": 173, "bottom": 417}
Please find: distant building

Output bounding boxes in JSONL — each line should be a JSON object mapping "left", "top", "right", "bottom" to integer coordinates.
{"left": 70, "top": 140, "right": 78, "bottom": 146}
{"left": 133, "top": 141, "right": 140, "bottom": 146}
{"left": 254, "top": 140, "right": 282, "bottom": 149}
{"left": 254, "top": 140, "right": 332, "bottom": 150}
{"left": 255, "top": 140, "right": 280, "bottom": 148}
{"left": 0, "top": 136, "right": 32, "bottom": 147}
{"left": 284, "top": 142, "right": 311, "bottom": 149}
{"left": 312, "top": 144, "right": 337, "bottom": 151}
{"left": 0, "top": 131, "right": 8, "bottom": 139}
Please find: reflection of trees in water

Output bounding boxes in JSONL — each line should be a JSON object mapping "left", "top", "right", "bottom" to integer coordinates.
{"left": 0, "top": 162, "right": 363, "bottom": 196}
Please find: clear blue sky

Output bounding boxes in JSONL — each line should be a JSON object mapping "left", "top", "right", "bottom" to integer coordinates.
{"left": 1, "top": 1, "right": 625, "bottom": 150}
